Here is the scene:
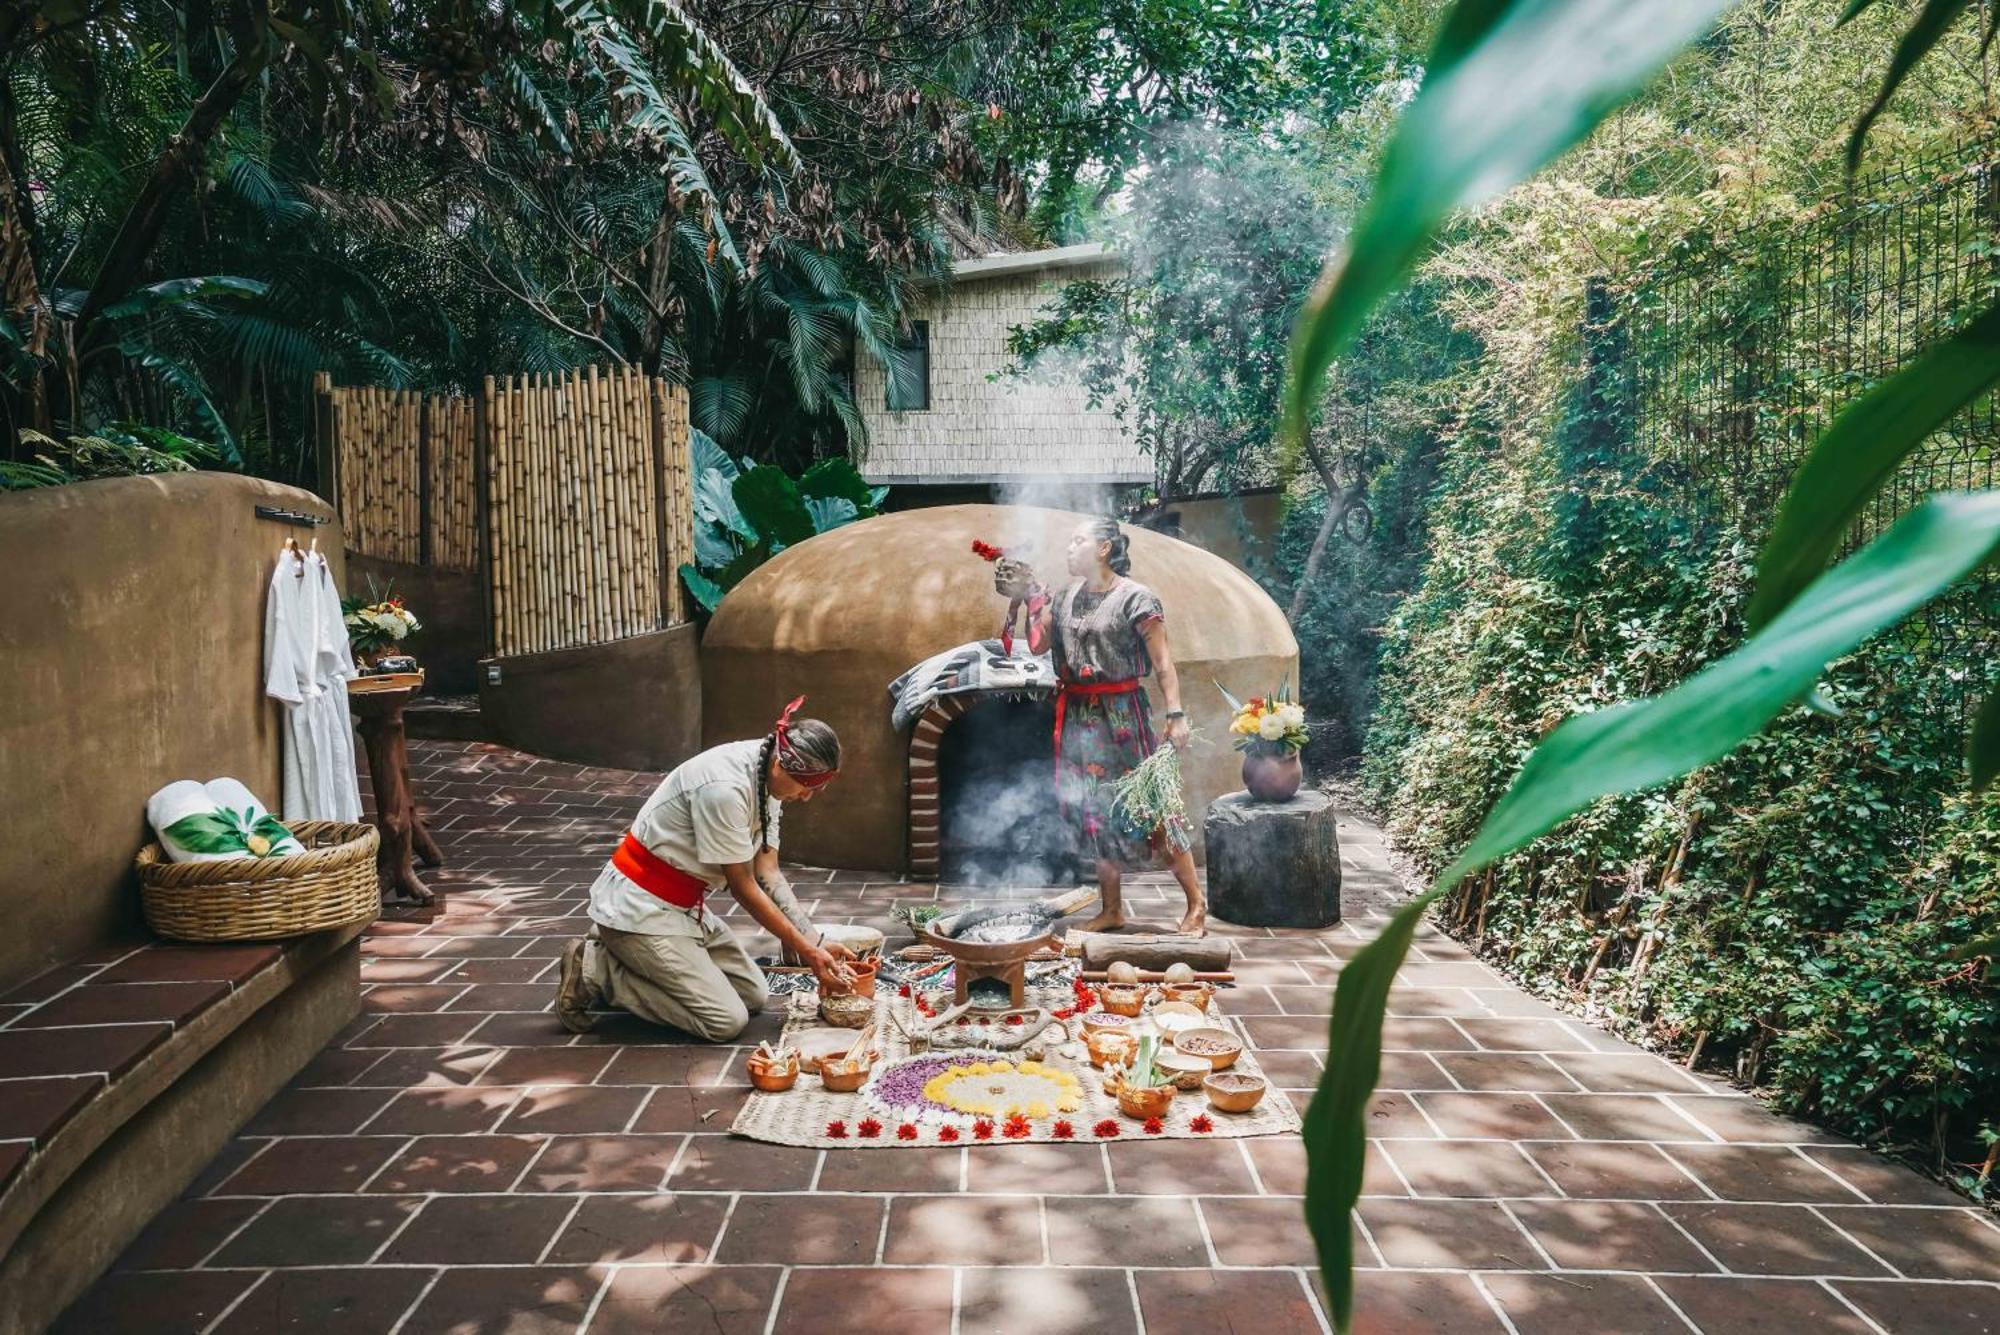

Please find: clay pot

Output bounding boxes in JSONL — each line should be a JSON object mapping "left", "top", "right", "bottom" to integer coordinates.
{"left": 1116, "top": 1081, "right": 1176, "bottom": 1120}
{"left": 1242, "top": 747, "right": 1304, "bottom": 802}
{"left": 1099, "top": 985, "right": 1147, "bottom": 1017}
{"left": 840, "top": 958, "right": 880, "bottom": 999}
{"left": 1160, "top": 983, "right": 1213, "bottom": 1012}
{"left": 1087, "top": 1031, "right": 1136, "bottom": 1069}
{"left": 1203, "top": 1072, "right": 1267, "bottom": 1114}
{"left": 746, "top": 1053, "right": 800, "bottom": 1092}
{"left": 1173, "top": 1027, "right": 1242, "bottom": 1071}
{"left": 818, "top": 1052, "right": 878, "bottom": 1093}
{"left": 1080, "top": 1010, "right": 1135, "bottom": 1038}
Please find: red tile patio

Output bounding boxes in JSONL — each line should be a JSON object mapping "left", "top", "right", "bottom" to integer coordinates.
{"left": 53, "top": 741, "right": 2000, "bottom": 1332}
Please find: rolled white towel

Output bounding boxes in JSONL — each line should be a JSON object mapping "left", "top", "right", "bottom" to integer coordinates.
{"left": 147, "top": 778, "right": 305, "bottom": 863}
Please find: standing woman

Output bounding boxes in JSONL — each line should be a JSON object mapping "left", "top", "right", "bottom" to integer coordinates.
{"left": 997, "top": 518, "right": 1206, "bottom": 936}
{"left": 554, "top": 699, "right": 860, "bottom": 1041}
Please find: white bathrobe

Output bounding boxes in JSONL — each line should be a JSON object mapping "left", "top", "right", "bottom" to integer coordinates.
{"left": 264, "top": 548, "right": 364, "bottom": 822}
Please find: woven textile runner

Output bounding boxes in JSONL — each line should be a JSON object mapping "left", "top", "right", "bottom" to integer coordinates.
{"left": 730, "top": 991, "right": 1302, "bottom": 1148}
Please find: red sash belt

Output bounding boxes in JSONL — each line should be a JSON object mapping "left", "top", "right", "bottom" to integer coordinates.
{"left": 1054, "top": 677, "right": 1146, "bottom": 790}
{"left": 611, "top": 832, "right": 708, "bottom": 910}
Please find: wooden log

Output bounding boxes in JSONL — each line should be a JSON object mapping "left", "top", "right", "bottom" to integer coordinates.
{"left": 1079, "top": 970, "right": 1237, "bottom": 984}
{"left": 1205, "top": 790, "right": 1342, "bottom": 928}
{"left": 1072, "top": 933, "right": 1234, "bottom": 974}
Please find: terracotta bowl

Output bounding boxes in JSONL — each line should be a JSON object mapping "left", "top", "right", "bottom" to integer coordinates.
{"left": 1173, "top": 1027, "right": 1243, "bottom": 1071}
{"left": 835, "top": 957, "right": 880, "bottom": 999}
{"left": 818, "top": 1053, "right": 878, "bottom": 1093}
{"left": 745, "top": 1054, "right": 799, "bottom": 1092}
{"left": 1203, "top": 1072, "right": 1267, "bottom": 1114}
{"left": 1099, "top": 985, "right": 1147, "bottom": 1017}
{"left": 1087, "top": 1031, "right": 1137, "bottom": 1069}
{"left": 1116, "top": 1081, "right": 1176, "bottom": 1120}
{"left": 1156, "top": 1050, "right": 1214, "bottom": 1091}
{"left": 796, "top": 1028, "right": 864, "bottom": 1072}
{"left": 1160, "top": 982, "right": 1213, "bottom": 1011}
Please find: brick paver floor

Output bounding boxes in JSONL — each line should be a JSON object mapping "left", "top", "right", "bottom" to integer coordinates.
{"left": 59, "top": 741, "right": 2000, "bottom": 1333}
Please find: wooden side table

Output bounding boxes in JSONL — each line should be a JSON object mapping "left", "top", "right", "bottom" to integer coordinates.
{"left": 349, "top": 672, "right": 443, "bottom": 911}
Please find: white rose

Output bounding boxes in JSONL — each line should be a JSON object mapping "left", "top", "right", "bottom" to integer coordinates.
{"left": 1278, "top": 704, "right": 1306, "bottom": 729}
{"left": 1258, "top": 713, "right": 1286, "bottom": 741}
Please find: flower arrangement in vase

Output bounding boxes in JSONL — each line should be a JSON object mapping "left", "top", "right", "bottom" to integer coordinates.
{"left": 1218, "top": 680, "right": 1308, "bottom": 801}
{"left": 341, "top": 579, "right": 422, "bottom": 667}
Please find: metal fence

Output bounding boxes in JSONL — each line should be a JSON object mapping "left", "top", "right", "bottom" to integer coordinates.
{"left": 1625, "top": 137, "right": 1999, "bottom": 539}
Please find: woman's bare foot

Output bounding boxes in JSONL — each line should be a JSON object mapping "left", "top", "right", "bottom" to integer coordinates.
{"left": 1177, "top": 906, "right": 1207, "bottom": 938}
{"left": 1079, "top": 909, "right": 1127, "bottom": 934}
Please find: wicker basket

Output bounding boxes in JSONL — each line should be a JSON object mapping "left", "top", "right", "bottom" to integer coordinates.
{"left": 136, "top": 821, "right": 381, "bottom": 942}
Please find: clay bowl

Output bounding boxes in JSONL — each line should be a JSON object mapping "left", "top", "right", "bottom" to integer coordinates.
{"left": 1086, "top": 1031, "right": 1137, "bottom": 1069}
{"left": 836, "top": 957, "right": 880, "bottom": 999}
{"left": 818, "top": 1052, "right": 879, "bottom": 1093}
{"left": 1156, "top": 1050, "right": 1214, "bottom": 1092}
{"left": 1147, "top": 1001, "right": 1206, "bottom": 1038}
{"left": 1080, "top": 1010, "right": 1135, "bottom": 1038}
{"left": 1173, "top": 1027, "right": 1243, "bottom": 1071}
{"left": 1160, "top": 982, "right": 1213, "bottom": 1011}
{"left": 796, "top": 1028, "right": 865, "bottom": 1073}
{"left": 745, "top": 1053, "right": 800, "bottom": 1092}
{"left": 1203, "top": 1071, "right": 1268, "bottom": 1114}
{"left": 818, "top": 992, "right": 874, "bottom": 1029}
{"left": 1116, "top": 1081, "right": 1176, "bottom": 1120}
{"left": 1099, "top": 985, "right": 1147, "bottom": 1017}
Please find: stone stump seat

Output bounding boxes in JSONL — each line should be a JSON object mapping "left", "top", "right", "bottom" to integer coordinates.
{"left": 1204, "top": 789, "right": 1342, "bottom": 929}
{"left": 0, "top": 928, "right": 365, "bottom": 1335}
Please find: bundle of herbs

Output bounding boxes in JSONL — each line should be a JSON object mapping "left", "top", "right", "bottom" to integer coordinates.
{"left": 1107, "top": 741, "right": 1196, "bottom": 852}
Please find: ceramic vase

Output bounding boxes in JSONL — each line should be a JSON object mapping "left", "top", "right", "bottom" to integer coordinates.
{"left": 1241, "top": 747, "right": 1303, "bottom": 802}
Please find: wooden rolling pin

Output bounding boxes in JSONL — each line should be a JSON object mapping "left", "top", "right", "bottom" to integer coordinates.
{"left": 1080, "top": 969, "right": 1235, "bottom": 984}
{"left": 1071, "top": 931, "right": 1233, "bottom": 973}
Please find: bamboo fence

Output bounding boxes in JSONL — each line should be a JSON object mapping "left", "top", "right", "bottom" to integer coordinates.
{"left": 317, "top": 367, "right": 695, "bottom": 657}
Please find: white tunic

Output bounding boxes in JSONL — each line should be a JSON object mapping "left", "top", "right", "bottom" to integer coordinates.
{"left": 588, "top": 739, "right": 781, "bottom": 937}
{"left": 263, "top": 549, "right": 363, "bottom": 823}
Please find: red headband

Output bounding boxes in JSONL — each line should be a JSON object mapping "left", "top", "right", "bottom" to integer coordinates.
{"left": 774, "top": 695, "right": 839, "bottom": 787}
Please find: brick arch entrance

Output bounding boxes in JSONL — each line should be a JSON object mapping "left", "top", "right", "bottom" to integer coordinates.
{"left": 905, "top": 689, "right": 1073, "bottom": 884}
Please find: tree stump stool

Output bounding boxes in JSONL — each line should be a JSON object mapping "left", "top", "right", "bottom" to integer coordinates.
{"left": 1204, "top": 789, "right": 1341, "bottom": 928}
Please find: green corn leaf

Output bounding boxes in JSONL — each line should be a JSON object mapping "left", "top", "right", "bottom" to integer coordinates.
{"left": 1307, "top": 491, "right": 2000, "bottom": 1331}
{"left": 733, "top": 465, "right": 816, "bottom": 549}
{"left": 1214, "top": 679, "right": 1246, "bottom": 713}
{"left": 1280, "top": 0, "right": 1735, "bottom": 451}
{"left": 1845, "top": 0, "right": 1972, "bottom": 171}
{"left": 1970, "top": 690, "right": 1999, "bottom": 791}
{"left": 1426, "top": 0, "right": 1520, "bottom": 75}
{"left": 1746, "top": 303, "right": 2000, "bottom": 629}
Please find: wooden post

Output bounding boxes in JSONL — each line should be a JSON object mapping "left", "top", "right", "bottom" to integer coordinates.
{"left": 475, "top": 378, "right": 496, "bottom": 657}
{"left": 311, "top": 371, "right": 337, "bottom": 510}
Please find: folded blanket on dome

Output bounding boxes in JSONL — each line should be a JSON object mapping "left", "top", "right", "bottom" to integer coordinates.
{"left": 887, "top": 639, "right": 1056, "bottom": 730}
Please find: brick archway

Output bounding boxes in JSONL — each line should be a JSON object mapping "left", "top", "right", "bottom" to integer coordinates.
{"left": 905, "top": 694, "right": 976, "bottom": 881}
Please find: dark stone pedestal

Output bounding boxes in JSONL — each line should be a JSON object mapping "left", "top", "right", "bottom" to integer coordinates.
{"left": 1205, "top": 789, "right": 1341, "bottom": 928}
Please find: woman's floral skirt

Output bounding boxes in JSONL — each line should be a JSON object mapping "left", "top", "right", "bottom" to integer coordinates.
{"left": 1057, "top": 689, "right": 1161, "bottom": 871}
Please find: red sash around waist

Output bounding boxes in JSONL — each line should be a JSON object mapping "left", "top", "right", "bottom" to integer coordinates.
{"left": 611, "top": 832, "right": 708, "bottom": 909}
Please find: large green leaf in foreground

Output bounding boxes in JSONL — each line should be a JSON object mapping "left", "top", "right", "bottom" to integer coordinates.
{"left": 1747, "top": 304, "right": 2000, "bottom": 630}
{"left": 1280, "top": 0, "right": 1735, "bottom": 448}
{"left": 1305, "top": 490, "right": 2000, "bottom": 1331}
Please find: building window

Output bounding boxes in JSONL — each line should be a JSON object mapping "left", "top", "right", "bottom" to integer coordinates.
{"left": 886, "top": 321, "right": 930, "bottom": 411}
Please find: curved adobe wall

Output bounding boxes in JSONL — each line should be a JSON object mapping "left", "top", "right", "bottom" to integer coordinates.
{"left": 0, "top": 472, "right": 343, "bottom": 987}
{"left": 701, "top": 503, "right": 1298, "bottom": 873}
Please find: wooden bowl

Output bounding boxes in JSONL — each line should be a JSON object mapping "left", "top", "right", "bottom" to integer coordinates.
{"left": 1173, "top": 1027, "right": 1243, "bottom": 1071}
{"left": 746, "top": 1054, "right": 799, "bottom": 1092}
{"left": 818, "top": 1053, "right": 878, "bottom": 1093}
{"left": 1203, "top": 1072, "right": 1267, "bottom": 1114}
{"left": 1156, "top": 1050, "right": 1214, "bottom": 1091}
{"left": 819, "top": 992, "right": 874, "bottom": 1028}
{"left": 1116, "top": 1081, "right": 1176, "bottom": 1120}
{"left": 1099, "top": 985, "right": 1147, "bottom": 1017}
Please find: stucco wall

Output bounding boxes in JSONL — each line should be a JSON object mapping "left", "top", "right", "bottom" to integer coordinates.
{"left": 856, "top": 260, "right": 1152, "bottom": 486}
{"left": 1153, "top": 490, "right": 1288, "bottom": 580}
{"left": 0, "top": 473, "right": 344, "bottom": 988}
{"left": 346, "top": 554, "right": 485, "bottom": 695}
{"left": 701, "top": 504, "right": 1298, "bottom": 874}
{"left": 479, "top": 626, "right": 702, "bottom": 773}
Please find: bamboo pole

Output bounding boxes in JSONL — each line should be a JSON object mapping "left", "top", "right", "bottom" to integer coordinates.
{"left": 489, "top": 377, "right": 512, "bottom": 655}
{"left": 550, "top": 372, "right": 576, "bottom": 652}
{"left": 528, "top": 373, "right": 549, "bottom": 653}
{"left": 624, "top": 369, "right": 657, "bottom": 634}
{"left": 609, "top": 365, "right": 640, "bottom": 636}
{"left": 579, "top": 365, "right": 612, "bottom": 643}
{"left": 649, "top": 377, "right": 675, "bottom": 628}
{"left": 596, "top": 365, "right": 626, "bottom": 639}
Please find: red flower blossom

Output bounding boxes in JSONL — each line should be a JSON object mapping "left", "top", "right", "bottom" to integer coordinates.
{"left": 938, "top": 1125, "right": 960, "bottom": 1142}
{"left": 1052, "top": 1120, "right": 1076, "bottom": 1139}
{"left": 1052, "top": 1007, "right": 1076, "bottom": 1020}
{"left": 898, "top": 983, "right": 912, "bottom": 997}
{"left": 857, "top": 1118, "right": 883, "bottom": 1139}
{"left": 973, "top": 1119, "right": 996, "bottom": 1140}
{"left": 1114, "top": 728, "right": 1135, "bottom": 744}
{"left": 1002, "top": 1114, "right": 1032, "bottom": 1139}
{"left": 1093, "top": 1119, "right": 1121, "bottom": 1138}
{"left": 1143, "top": 1116, "right": 1165, "bottom": 1135}
{"left": 1190, "top": 1115, "right": 1215, "bottom": 1133}
{"left": 826, "top": 1120, "right": 848, "bottom": 1139}
{"left": 1005, "top": 1013, "right": 1025, "bottom": 1025}
{"left": 897, "top": 1123, "right": 919, "bottom": 1141}
{"left": 971, "top": 539, "right": 1006, "bottom": 562}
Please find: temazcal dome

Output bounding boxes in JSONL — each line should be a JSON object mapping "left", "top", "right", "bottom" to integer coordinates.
{"left": 701, "top": 504, "right": 1300, "bottom": 874}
